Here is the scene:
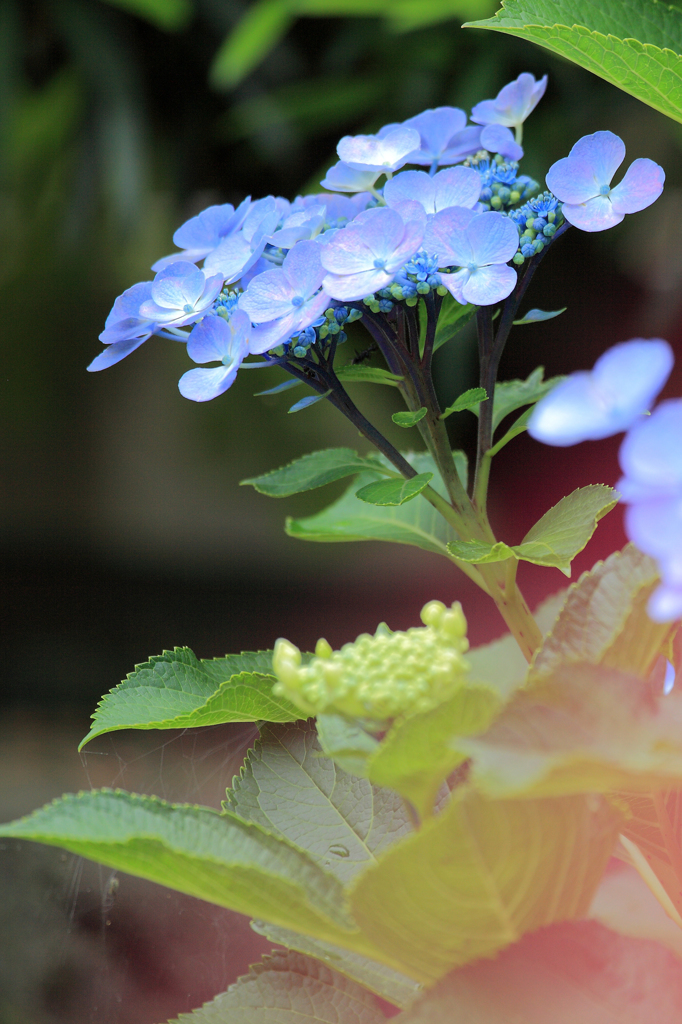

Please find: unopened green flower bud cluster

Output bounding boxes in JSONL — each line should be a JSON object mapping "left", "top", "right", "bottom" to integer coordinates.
{"left": 272, "top": 599, "right": 470, "bottom": 721}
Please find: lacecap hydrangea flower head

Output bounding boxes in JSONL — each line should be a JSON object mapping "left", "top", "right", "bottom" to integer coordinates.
{"left": 89, "top": 72, "right": 665, "bottom": 420}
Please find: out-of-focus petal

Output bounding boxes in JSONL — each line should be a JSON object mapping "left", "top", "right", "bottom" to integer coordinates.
{"left": 618, "top": 398, "right": 682, "bottom": 497}
{"left": 403, "top": 107, "right": 468, "bottom": 161}
{"left": 609, "top": 157, "right": 665, "bottom": 215}
{"left": 648, "top": 583, "right": 682, "bottom": 623}
{"left": 337, "top": 127, "right": 421, "bottom": 172}
{"left": 179, "top": 364, "right": 239, "bottom": 402}
{"left": 320, "top": 162, "right": 380, "bottom": 193}
{"left": 624, "top": 496, "right": 682, "bottom": 563}
{"left": 88, "top": 335, "right": 151, "bottom": 371}
{"left": 471, "top": 73, "right": 547, "bottom": 127}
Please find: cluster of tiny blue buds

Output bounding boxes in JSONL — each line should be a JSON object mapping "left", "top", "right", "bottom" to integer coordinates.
{"left": 402, "top": 251, "right": 442, "bottom": 292}
{"left": 465, "top": 152, "right": 538, "bottom": 211}
{"left": 213, "top": 288, "right": 241, "bottom": 319}
{"left": 509, "top": 191, "right": 565, "bottom": 265}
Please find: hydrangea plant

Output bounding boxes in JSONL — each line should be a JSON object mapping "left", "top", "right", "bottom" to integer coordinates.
{"left": 4, "top": 63, "right": 682, "bottom": 1022}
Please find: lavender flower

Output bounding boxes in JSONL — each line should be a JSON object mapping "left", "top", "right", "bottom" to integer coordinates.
{"left": 239, "top": 241, "right": 332, "bottom": 354}
{"left": 528, "top": 339, "right": 673, "bottom": 446}
{"left": 471, "top": 73, "right": 548, "bottom": 129}
{"left": 320, "top": 207, "right": 424, "bottom": 301}
{"left": 320, "top": 162, "right": 383, "bottom": 194}
{"left": 203, "top": 197, "right": 283, "bottom": 281}
{"left": 152, "top": 199, "right": 251, "bottom": 272}
{"left": 383, "top": 166, "right": 481, "bottom": 215}
{"left": 546, "top": 131, "right": 665, "bottom": 232}
{"left": 429, "top": 211, "right": 519, "bottom": 305}
{"left": 139, "top": 261, "right": 224, "bottom": 328}
{"left": 336, "top": 127, "right": 421, "bottom": 174}
{"left": 88, "top": 282, "right": 155, "bottom": 371}
{"left": 178, "top": 309, "right": 251, "bottom": 402}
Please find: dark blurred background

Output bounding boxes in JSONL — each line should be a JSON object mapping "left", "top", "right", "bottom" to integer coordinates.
{"left": 2, "top": 1, "right": 682, "bottom": 1020}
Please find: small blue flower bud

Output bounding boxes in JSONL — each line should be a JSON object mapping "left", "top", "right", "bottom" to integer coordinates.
{"left": 532, "top": 217, "right": 546, "bottom": 231}
{"left": 543, "top": 223, "right": 556, "bottom": 237}
{"left": 293, "top": 345, "right": 307, "bottom": 357}
{"left": 378, "top": 299, "right": 393, "bottom": 312}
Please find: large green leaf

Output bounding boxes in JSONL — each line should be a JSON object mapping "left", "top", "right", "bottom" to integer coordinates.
{"left": 348, "top": 787, "right": 621, "bottom": 981}
{"left": 79, "top": 649, "right": 302, "bottom": 749}
{"left": 465, "top": 663, "right": 682, "bottom": 799}
{"left": 466, "top": 0, "right": 682, "bottom": 124}
{"left": 449, "top": 484, "right": 618, "bottom": 575}
{"left": 0, "top": 789, "right": 356, "bottom": 944}
{"left": 225, "top": 722, "right": 412, "bottom": 886}
{"left": 531, "top": 544, "right": 668, "bottom": 679}
{"left": 315, "top": 714, "right": 381, "bottom": 777}
{"left": 366, "top": 685, "right": 501, "bottom": 820}
{"left": 168, "top": 949, "right": 387, "bottom": 1024}
{"left": 395, "top": 920, "right": 682, "bottom": 1023}
{"left": 241, "top": 449, "right": 385, "bottom": 498}
{"left": 286, "top": 452, "right": 464, "bottom": 557}
{"left": 251, "top": 923, "right": 422, "bottom": 1009}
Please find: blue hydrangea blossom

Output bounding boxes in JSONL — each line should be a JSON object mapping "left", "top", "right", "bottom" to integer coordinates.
{"left": 138, "top": 262, "right": 224, "bottom": 328}
{"left": 383, "top": 166, "right": 481, "bottom": 216}
{"left": 471, "top": 73, "right": 548, "bottom": 130}
{"left": 546, "top": 131, "right": 665, "bottom": 232}
{"left": 320, "top": 207, "right": 424, "bottom": 301}
{"left": 178, "top": 309, "right": 252, "bottom": 402}
{"left": 152, "top": 198, "right": 251, "bottom": 272}
{"left": 203, "top": 197, "right": 284, "bottom": 280}
{"left": 398, "top": 107, "right": 481, "bottom": 166}
{"left": 427, "top": 211, "right": 519, "bottom": 305}
{"left": 320, "top": 162, "right": 383, "bottom": 195}
{"left": 336, "top": 127, "right": 421, "bottom": 174}
{"left": 527, "top": 339, "right": 673, "bottom": 446}
{"left": 88, "top": 282, "right": 155, "bottom": 371}
{"left": 239, "top": 241, "right": 332, "bottom": 353}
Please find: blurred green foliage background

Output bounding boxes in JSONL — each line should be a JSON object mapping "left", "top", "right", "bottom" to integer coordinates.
{"left": 4, "top": 3, "right": 682, "bottom": 1022}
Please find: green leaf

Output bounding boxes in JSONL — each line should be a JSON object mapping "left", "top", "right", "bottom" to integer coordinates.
{"left": 513, "top": 307, "right": 567, "bottom": 325}
{"left": 348, "top": 788, "right": 621, "bottom": 981}
{"left": 0, "top": 790, "right": 357, "bottom": 944}
{"left": 469, "top": 367, "right": 565, "bottom": 434}
{"left": 101, "top": 0, "right": 192, "bottom": 30}
{"left": 241, "top": 449, "right": 386, "bottom": 497}
{"left": 465, "top": 663, "right": 682, "bottom": 799}
{"left": 210, "top": 0, "right": 294, "bottom": 89}
{"left": 286, "top": 452, "right": 465, "bottom": 557}
{"left": 433, "top": 296, "right": 478, "bottom": 353}
{"left": 168, "top": 949, "right": 388, "bottom": 1024}
{"left": 225, "top": 722, "right": 412, "bottom": 887}
{"left": 395, "top": 920, "right": 682, "bottom": 1023}
{"left": 514, "top": 484, "right": 619, "bottom": 575}
{"left": 465, "top": 0, "right": 682, "bottom": 124}
{"left": 366, "top": 685, "right": 501, "bottom": 820}
{"left": 79, "top": 649, "right": 302, "bottom": 749}
{"left": 440, "top": 387, "right": 488, "bottom": 419}
{"left": 250, "top": 923, "right": 422, "bottom": 1009}
{"left": 447, "top": 539, "right": 515, "bottom": 564}
{"left": 531, "top": 544, "right": 668, "bottom": 680}
{"left": 392, "top": 407, "right": 427, "bottom": 427}
{"left": 355, "top": 473, "right": 432, "bottom": 506}
{"left": 487, "top": 404, "right": 536, "bottom": 456}
{"left": 289, "top": 393, "right": 328, "bottom": 412}
{"left": 316, "top": 714, "right": 380, "bottom": 777}
{"left": 335, "top": 365, "right": 404, "bottom": 387}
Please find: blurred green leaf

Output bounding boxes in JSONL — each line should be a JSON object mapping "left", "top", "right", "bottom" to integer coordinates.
{"left": 433, "top": 297, "right": 478, "bottom": 353}
{"left": 241, "top": 448, "right": 386, "bottom": 498}
{"left": 316, "top": 714, "right": 380, "bottom": 777}
{"left": 225, "top": 722, "right": 412, "bottom": 886}
{"left": 392, "top": 408, "right": 427, "bottom": 427}
{"left": 100, "top": 0, "right": 192, "bottom": 31}
{"left": 355, "top": 473, "right": 433, "bottom": 507}
{"left": 349, "top": 788, "right": 621, "bottom": 981}
{"left": 9, "top": 68, "right": 83, "bottom": 176}
{"left": 250, "top": 922, "right": 422, "bottom": 1008}
{"left": 0, "top": 790, "right": 357, "bottom": 944}
{"left": 440, "top": 387, "right": 488, "bottom": 419}
{"left": 210, "top": 0, "right": 295, "bottom": 88}
{"left": 466, "top": 0, "right": 682, "bottom": 124}
{"left": 396, "top": 920, "right": 682, "bottom": 1023}
{"left": 513, "top": 307, "right": 567, "bottom": 325}
{"left": 335, "top": 365, "right": 404, "bottom": 387}
{"left": 79, "top": 649, "right": 302, "bottom": 749}
{"left": 167, "top": 950, "right": 388, "bottom": 1024}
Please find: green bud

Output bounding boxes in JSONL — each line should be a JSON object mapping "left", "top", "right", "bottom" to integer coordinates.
{"left": 436, "top": 285, "right": 448, "bottom": 296}
{"left": 272, "top": 600, "right": 470, "bottom": 721}
{"left": 405, "top": 295, "right": 418, "bottom": 307}
{"left": 490, "top": 195, "right": 503, "bottom": 210}
{"left": 512, "top": 252, "right": 525, "bottom": 266}
{"left": 547, "top": 210, "right": 556, "bottom": 224}
{"left": 510, "top": 191, "right": 521, "bottom": 203}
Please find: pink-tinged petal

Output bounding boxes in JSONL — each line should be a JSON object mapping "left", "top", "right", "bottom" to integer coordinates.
{"left": 468, "top": 211, "right": 519, "bottom": 266}
{"left": 240, "top": 268, "right": 296, "bottom": 323}
{"left": 290, "top": 289, "right": 331, "bottom": 334}
{"left": 609, "top": 158, "right": 665, "bottom": 215}
{"left": 545, "top": 155, "right": 600, "bottom": 205}
{"left": 179, "top": 364, "right": 239, "bottom": 402}
{"left": 249, "top": 313, "right": 299, "bottom": 354}
{"left": 561, "top": 196, "right": 624, "bottom": 232}
{"left": 648, "top": 583, "right": 682, "bottom": 622}
{"left": 150, "top": 262, "right": 205, "bottom": 309}
{"left": 319, "top": 224, "right": 376, "bottom": 275}
{"left": 423, "top": 208, "right": 477, "bottom": 266}
{"left": 479, "top": 124, "right": 523, "bottom": 162}
{"left": 388, "top": 200, "right": 428, "bottom": 231}
{"left": 186, "top": 316, "right": 231, "bottom": 363}
{"left": 355, "top": 207, "right": 406, "bottom": 260}
{"left": 619, "top": 398, "right": 682, "bottom": 496}
{"left": 387, "top": 217, "right": 424, "bottom": 271}
{"left": 469, "top": 99, "right": 498, "bottom": 126}
{"left": 320, "top": 162, "right": 380, "bottom": 193}
{"left": 282, "top": 240, "right": 325, "bottom": 297}
{"left": 152, "top": 249, "right": 208, "bottom": 272}
{"left": 568, "top": 131, "right": 625, "bottom": 187}
{"left": 461, "top": 263, "right": 516, "bottom": 305}
{"left": 322, "top": 269, "right": 391, "bottom": 301}
{"left": 433, "top": 166, "right": 481, "bottom": 211}
{"left": 87, "top": 335, "right": 150, "bottom": 371}
{"left": 384, "top": 171, "right": 435, "bottom": 213}
{"left": 439, "top": 269, "right": 468, "bottom": 303}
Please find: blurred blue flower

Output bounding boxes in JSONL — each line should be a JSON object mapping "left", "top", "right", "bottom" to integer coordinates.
{"left": 337, "top": 126, "right": 421, "bottom": 174}
{"left": 546, "top": 131, "right": 665, "bottom": 232}
{"left": 240, "top": 240, "right": 331, "bottom": 354}
{"left": 320, "top": 207, "right": 424, "bottom": 301}
{"left": 178, "top": 309, "right": 251, "bottom": 402}
{"left": 528, "top": 339, "right": 673, "bottom": 446}
{"left": 139, "top": 261, "right": 224, "bottom": 327}
{"left": 471, "top": 73, "right": 548, "bottom": 129}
